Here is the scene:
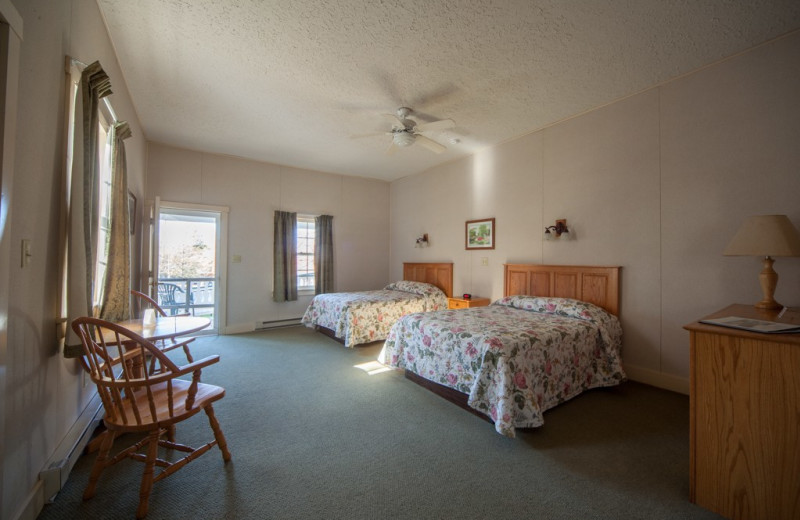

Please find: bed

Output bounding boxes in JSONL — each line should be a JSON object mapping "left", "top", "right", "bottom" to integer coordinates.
{"left": 378, "top": 264, "right": 624, "bottom": 437}
{"left": 301, "top": 262, "right": 453, "bottom": 347}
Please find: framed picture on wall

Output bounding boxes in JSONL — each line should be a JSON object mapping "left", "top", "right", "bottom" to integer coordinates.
{"left": 128, "top": 190, "right": 136, "bottom": 235}
{"left": 465, "top": 218, "right": 495, "bottom": 250}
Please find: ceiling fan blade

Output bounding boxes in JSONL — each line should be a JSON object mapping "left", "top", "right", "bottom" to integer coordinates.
{"left": 416, "top": 119, "right": 455, "bottom": 133}
{"left": 386, "top": 140, "right": 400, "bottom": 156}
{"left": 415, "top": 134, "right": 447, "bottom": 154}
{"left": 415, "top": 119, "right": 455, "bottom": 133}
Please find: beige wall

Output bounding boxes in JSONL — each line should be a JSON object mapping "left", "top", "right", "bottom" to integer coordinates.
{"left": 146, "top": 143, "right": 391, "bottom": 332}
{"left": 390, "top": 31, "right": 800, "bottom": 392}
{"left": 2, "top": 0, "right": 146, "bottom": 518}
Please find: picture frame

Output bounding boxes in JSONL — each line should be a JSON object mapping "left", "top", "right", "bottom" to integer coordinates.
{"left": 128, "top": 190, "right": 136, "bottom": 235}
{"left": 465, "top": 218, "right": 495, "bottom": 250}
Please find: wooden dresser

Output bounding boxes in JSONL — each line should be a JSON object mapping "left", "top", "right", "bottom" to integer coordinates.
{"left": 684, "top": 304, "right": 800, "bottom": 520}
{"left": 447, "top": 296, "right": 490, "bottom": 309}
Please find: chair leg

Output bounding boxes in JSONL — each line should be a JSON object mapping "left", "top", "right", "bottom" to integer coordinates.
{"left": 83, "top": 430, "right": 116, "bottom": 500}
{"left": 182, "top": 344, "right": 194, "bottom": 363}
{"left": 166, "top": 424, "right": 176, "bottom": 443}
{"left": 136, "top": 429, "right": 161, "bottom": 519}
{"left": 204, "top": 405, "right": 231, "bottom": 462}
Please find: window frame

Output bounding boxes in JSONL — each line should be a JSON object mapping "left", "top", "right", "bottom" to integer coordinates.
{"left": 296, "top": 214, "right": 316, "bottom": 294}
{"left": 91, "top": 102, "right": 116, "bottom": 311}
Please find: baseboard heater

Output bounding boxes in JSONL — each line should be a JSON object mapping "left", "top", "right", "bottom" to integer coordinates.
{"left": 255, "top": 317, "right": 302, "bottom": 330}
{"left": 39, "top": 392, "right": 103, "bottom": 501}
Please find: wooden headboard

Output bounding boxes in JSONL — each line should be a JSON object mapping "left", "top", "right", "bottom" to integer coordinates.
{"left": 503, "top": 264, "right": 621, "bottom": 315}
{"left": 403, "top": 262, "right": 454, "bottom": 298}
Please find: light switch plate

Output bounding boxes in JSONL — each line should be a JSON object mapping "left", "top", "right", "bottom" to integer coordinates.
{"left": 21, "top": 239, "right": 32, "bottom": 267}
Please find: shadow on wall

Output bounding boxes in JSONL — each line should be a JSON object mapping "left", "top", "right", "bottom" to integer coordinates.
{"left": 6, "top": 305, "right": 56, "bottom": 500}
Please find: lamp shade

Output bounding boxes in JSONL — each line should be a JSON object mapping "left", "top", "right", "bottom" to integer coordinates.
{"left": 723, "top": 215, "right": 800, "bottom": 257}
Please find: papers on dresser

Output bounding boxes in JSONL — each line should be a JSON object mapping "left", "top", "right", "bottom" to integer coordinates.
{"left": 700, "top": 315, "right": 800, "bottom": 334}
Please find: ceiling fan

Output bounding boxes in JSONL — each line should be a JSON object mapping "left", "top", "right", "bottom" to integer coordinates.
{"left": 354, "top": 107, "right": 455, "bottom": 155}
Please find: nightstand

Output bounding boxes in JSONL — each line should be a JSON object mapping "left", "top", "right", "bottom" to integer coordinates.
{"left": 684, "top": 304, "right": 800, "bottom": 520}
{"left": 447, "top": 296, "right": 490, "bottom": 309}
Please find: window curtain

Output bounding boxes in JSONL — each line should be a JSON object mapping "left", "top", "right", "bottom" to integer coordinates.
{"left": 62, "top": 60, "right": 113, "bottom": 354}
{"left": 314, "top": 215, "right": 334, "bottom": 294}
{"left": 273, "top": 210, "right": 297, "bottom": 302}
{"left": 80, "top": 61, "right": 112, "bottom": 316}
{"left": 98, "top": 121, "right": 132, "bottom": 321}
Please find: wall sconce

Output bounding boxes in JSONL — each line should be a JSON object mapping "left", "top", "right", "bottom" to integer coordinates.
{"left": 544, "top": 219, "right": 570, "bottom": 241}
{"left": 415, "top": 233, "right": 429, "bottom": 248}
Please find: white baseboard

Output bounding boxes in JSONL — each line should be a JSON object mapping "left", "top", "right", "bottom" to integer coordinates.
{"left": 623, "top": 363, "right": 689, "bottom": 395}
{"left": 225, "top": 318, "right": 303, "bottom": 335}
{"left": 223, "top": 322, "right": 254, "bottom": 334}
{"left": 16, "top": 393, "right": 102, "bottom": 520}
{"left": 40, "top": 394, "right": 102, "bottom": 495}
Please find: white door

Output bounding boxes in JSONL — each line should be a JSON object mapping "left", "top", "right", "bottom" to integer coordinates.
{"left": 148, "top": 200, "right": 228, "bottom": 334}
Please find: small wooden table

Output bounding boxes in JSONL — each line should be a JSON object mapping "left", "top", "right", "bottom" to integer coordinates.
{"left": 105, "top": 316, "right": 210, "bottom": 344}
{"left": 64, "top": 316, "right": 211, "bottom": 357}
{"left": 447, "top": 296, "right": 490, "bottom": 309}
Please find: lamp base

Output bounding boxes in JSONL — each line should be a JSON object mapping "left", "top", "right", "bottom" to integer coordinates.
{"left": 754, "top": 299, "right": 782, "bottom": 311}
{"left": 755, "top": 256, "right": 781, "bottom": 310}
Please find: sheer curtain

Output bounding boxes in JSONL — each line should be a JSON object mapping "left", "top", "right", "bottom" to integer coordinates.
{"left": 273, "top": 210, "right": 297, "bottom": 302}
{"left": 98, "top": 121, "right": 132, "bottom": 321}
{"left": 314, "top": 215, "right": 334, "bottom": 294}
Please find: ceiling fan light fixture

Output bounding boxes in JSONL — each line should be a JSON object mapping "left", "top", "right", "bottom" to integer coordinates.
{"left": 394, "top": 132, "right": 416, "bottom": 147}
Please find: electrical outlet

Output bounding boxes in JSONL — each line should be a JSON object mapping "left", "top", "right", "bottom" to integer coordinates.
{"left": 232, "top": 254, "right": 242, "bottom": 263}
{"left": 481, "top": 257, "right": 489, "bottom": 266}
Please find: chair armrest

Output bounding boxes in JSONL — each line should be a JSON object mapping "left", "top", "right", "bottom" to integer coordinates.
{"left": 160, "top": 336, "right": 196, "bottom": 353}
{"left": 177, "top": 354, "right": 220, "bottom": 409}
{"left": 174, "top": 354, "right": 220, "bottom": 376}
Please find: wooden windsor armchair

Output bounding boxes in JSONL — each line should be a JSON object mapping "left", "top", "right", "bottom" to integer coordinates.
{"left": 71, "top": 316, "right": 231, "bottom": 519}
{"left": 131, "top": 289, "right": 196, "bottom": 373}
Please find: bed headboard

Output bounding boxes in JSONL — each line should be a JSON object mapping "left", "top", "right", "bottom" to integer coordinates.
{"left": 403, "top": 262, "right": 454, "bottom": 298}
{"left": 503, "top": 264, "right": 621, "bottom": 316}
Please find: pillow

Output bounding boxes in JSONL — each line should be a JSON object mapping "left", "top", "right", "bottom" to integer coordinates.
{"left": 494, "top": 296, "right": 608, "bottom": 323}
{"left": 495, "top": 296, "right": 622, "bottom": 350}
{"left": 384, "top": 280, "right": 444, "bottom": 297}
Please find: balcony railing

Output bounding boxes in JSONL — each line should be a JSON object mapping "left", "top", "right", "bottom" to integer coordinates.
{"left": 157, "top": 278, "right": 215, "bottom": 321}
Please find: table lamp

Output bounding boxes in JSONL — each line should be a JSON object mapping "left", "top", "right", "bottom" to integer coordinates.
{"left": 723, "top": 214, "right": 800, "bottom": 310}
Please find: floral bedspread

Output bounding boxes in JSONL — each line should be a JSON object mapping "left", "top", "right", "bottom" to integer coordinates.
{"left": 301, "top": 281, "right": 448, "bottom": 347}
{"left": 378, "top": 296, "right": 625, "bottom": 437}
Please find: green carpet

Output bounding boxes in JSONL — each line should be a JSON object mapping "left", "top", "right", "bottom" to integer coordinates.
{"left": 37, "top": 326, "right": 722, "bottom": 519}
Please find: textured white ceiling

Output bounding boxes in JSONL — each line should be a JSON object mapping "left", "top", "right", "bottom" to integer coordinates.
{"left": 97, "top": 0, "right": 800, "bottom": 181}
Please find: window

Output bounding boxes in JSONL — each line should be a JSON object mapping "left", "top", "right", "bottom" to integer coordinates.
{"left": 91, "top": 106, "right": 115, "bottom": 310}
{"left": 297, "top": 216, "right": 315, "bottom": 291}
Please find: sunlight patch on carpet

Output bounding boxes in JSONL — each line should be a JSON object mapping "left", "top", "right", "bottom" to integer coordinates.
{"left": 354, "top": 360, "right": 392, "bottom": 375}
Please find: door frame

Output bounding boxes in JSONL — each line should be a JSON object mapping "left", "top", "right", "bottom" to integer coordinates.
{"left": 145, "top": 199, "right": 229, "bottom": 334}
{"left": 0, "top": 6, "right": 21, "bottom": 520}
